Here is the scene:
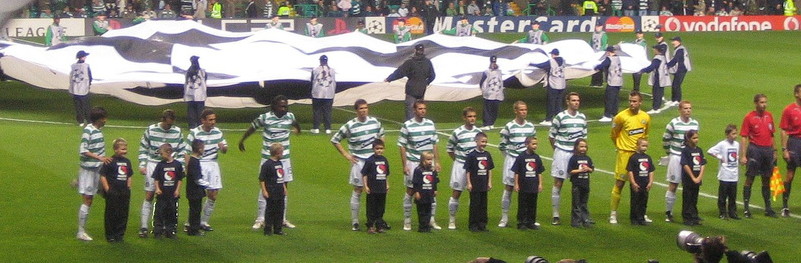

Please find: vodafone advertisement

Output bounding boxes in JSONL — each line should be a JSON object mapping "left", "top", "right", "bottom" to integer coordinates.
{"left": 659, "top": 15, "right": 801, "bottom": 32}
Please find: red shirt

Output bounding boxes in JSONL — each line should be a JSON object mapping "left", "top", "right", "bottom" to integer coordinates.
{"left": 780, "top": 103, "right": 801, "bottom": 137}
{"left": 740, "top": 110, "right": 775, "bottom": 147}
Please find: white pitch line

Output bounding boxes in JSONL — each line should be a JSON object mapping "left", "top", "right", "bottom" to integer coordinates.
{"left": 4, "top": 113, "right": 798, "bottom": 219}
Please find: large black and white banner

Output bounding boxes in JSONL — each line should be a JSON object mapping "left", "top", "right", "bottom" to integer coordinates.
{"left": 0, "top": 20, "right": 649, "bottom": 108}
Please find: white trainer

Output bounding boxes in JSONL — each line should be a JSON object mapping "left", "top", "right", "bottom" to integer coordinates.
{"left": 609, "top": 211, "right": 619, "bottom": 224}
{"left": 430, "top": 221, "right": 442, "bottom": 230}
{"left": 448, "top": 217, "right": 456, "bottom": 230}
{"left": 598, "top": 116, "right": 612, "bottom": 123}
{"left": 325, "top": 129, "right": 332, "bottom": 134}
{"left": 646, "top": 109, "right": 659, "bottom": 115}
{"left": 538, "top": 120, "right": 552, "bottom": 126}
{"left": 282, "top": 220, "right": 296, "bottom": 229}
{"left": 252, "top": 220, "right": 265, "bottom": 230}
{"left": 403, "top": 218, "right": 412, "bottom": 231}
{"left": 76, "top": 232, "right": 93, "bottom": 241}
{"left": 310, "top": 129, "right": 320, "bottom": 134}
{"left": 643, "top": 215, "right": 653, "bottom": 223}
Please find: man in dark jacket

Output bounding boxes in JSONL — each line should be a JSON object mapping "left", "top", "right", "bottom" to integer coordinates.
{"left": 421, "top": 0, "right": 438, "bottom": 35}
{"left": 385, "top": 44, "right": 437, "bottom": 121}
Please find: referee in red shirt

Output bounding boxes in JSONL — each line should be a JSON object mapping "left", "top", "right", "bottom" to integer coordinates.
{"left": 739, "top": 93, "right": 778, "bottom": 218}
{"left": 780, "top": 84, "right": 801, "bottom": 217}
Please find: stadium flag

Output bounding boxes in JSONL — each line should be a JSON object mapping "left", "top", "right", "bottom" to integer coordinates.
{"left": 770, "top": 166, "right": 785, "bottom": 201}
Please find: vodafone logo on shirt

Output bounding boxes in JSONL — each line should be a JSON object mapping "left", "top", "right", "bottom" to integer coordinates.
{"left": 659, "top": 16, "right": 801, "bottom": 32}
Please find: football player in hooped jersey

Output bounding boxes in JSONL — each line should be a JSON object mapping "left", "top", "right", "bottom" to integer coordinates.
{"left": 186, "top": 109, "right": 228, "bottom": 232}
{"left": 498, "top": 101, "right": 536, "bottom": 227}
{"left": 548, "top": 92, "right": 587, "bottom": 226}
{"left": 331, "top": 99, "right": 385, "bottom": 231}
{"left": 240, "top": 95, "right": 302, "bottom": 230}
{"left": 398, "top": 100, "right": 442, "bottom": 231}
{"left": 76, "top": 107, "right": 111, "bottom": 241}
{"left": 446, "top": 107, "right": 482, "bottom": 230}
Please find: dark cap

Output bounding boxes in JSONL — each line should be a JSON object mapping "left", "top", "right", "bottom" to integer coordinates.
{"left": 654, "top": 32, "right": 663, "bottom": 38}
{"left": 606, "top": 46, "right": 616, "bottom": 52}
{"left": 415, "top": 44, "right": 424, "bottom": 51}
{"left": 397, "top": 18, "right": 405, "bottom": 23}
{"left": 653, "top": 44, "right": 666, "bottom": 53}
{"left": 461, "top": 15, "right": 468, "bottom": 20}
{"left": 490, "top": 56, "right": 497, "bottom": 63}
{"left": 635, "top": 30, "right": 643, "bottom": 34}
{"left": 671, "top": 36, "right": 682, "bottom": 42}
{"left": 76, "top": 50, "right": 89, "bottom": 58}
{"left": 531, "top": 20, "right": 540, "bottom": 25}
{"left": 358, "top": 20, "right": 365, "bottom": 25}
{"left": 190, "top": 55, "right": 199, "bottom": 62}
{"left": 320, "top": 55, "right": 328, "bottom": 61}
{"left": 550, "top": 48, "right": 559, "bottom": 55}
{"left": 96, "top": 12, "right": 107, "bottom": 17}
{"left": 595, "top": 22, "right": 604, "bottom": 27}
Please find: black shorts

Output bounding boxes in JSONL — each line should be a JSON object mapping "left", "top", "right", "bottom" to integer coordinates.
{"left": 746, "top": 144, "right": 774, "bottom": 177}
{"left": 786, "top": 137, "right": 801, "bottom": 170}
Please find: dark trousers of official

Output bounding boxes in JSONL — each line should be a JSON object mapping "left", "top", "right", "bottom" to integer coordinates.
{"left": 187, "top": 197, "right": 203, "bottom": 234}
{"left": 671, "top": 71, "right": 686, "bottom": 102}
{"left": 632, "top": 73, "right": 642, "bottom": 91}
{"left": 366, "top": 193, "right": 387, "bottom": 229}
{"left": 603, "top": 86, "right": 621, "bottom": 118}
{"left": 405, "top": 95, "right": 421, "bottom": 121}
{"left": 482, "top": 99, "right": 501, "bottom": 127}
{"left": 718, "top": 181, "right": 738, "bottom": 217}
{"left": 571, "top": 185, "right": 590, "bottom": 226}
{"left": 264, "top": 195, "right": 285, "bottom": 234}
{"left": 415, "top": 200, "right": 432, "bottom": 231}
{"left": 468, "top": 191, "right": 488, "bottom": 230}
{"left": 186, "top": 101, "right": 205, "bottom": 130}
{"left": 104, "top": 191, "right": 130, "bottom": 241}
{"left": 682, "top": 183, "right": 700, "bottom": 222}
{"left": 546, "top": 87, "right": 566, "bottom": 121}
{"left": 312, "top": 98, "right": 333, "bottom": 130}
{"left": 517, "top": 192, "right": 538, "bottom": 228}
{"left": 154, "top": 196, "right": 179, "bottom": 235}
{"left": 72, "top": 95, "right": 91, "bottom": 125}
{"left": 590, "top": 69, "right": 605, "bottom": 86}
{"left": 629, "top": 187, "right": 649, "bottom": 223}
{"left": 651, "top": 84, "right": 664, "bottom": 111}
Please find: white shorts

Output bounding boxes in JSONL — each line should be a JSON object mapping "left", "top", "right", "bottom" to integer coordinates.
{"left": 350, "top": 159, "right": 366, "bottom": 187}
{"left": 201, "top": 161, "right": 223, "bottom": 190}
{"left": 667, "top": 154, "right": 682, "bottom": 184}
{"left": 551, "top": 148, "right": 573, "bottom": 180}
{"left": 144, "top": 161, "right": 158, "bottom": 192}
{"left": 404, "top": 160, "right": 419, "bottom": 188}
{"left": 260, "top": 158, "right": 294, "bottom": 183}
{"left": 502, "top": 154, "right": 516, "bottom": 186}
{"left": 450, "top": 160, "right": 467, "bottom": 191}
{"left": 77, "top": 166, "right": 101, "bottom": 195}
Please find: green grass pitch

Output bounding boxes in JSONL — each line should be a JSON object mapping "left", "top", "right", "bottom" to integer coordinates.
{"left": 0, "top": 31, "right": 800, "bottom": 262}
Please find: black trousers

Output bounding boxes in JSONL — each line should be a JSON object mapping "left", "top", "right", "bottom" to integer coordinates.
{"left": 415, "top": 200, "right": 432, "bottom": 231}
{"left": 651, "top": 83, "right": 664, "bottom": 111}
{"left": 188, "top": 197, "right": 203, "bottom": 234}
{"left": 468, "top": 191, "right": 488, "bottom": 229}
{"left": 186, "top": 101, "right": 205, "bottom": 130}
{"left": 405, "top": 94, "right": 421, "bottom": 121}
{"left": 366, "top": 193, "right": 387, "bottom": 229}
{"left": 682, "top": 183, "right": 700, "bottom": 222}
{"left": 312, "top": 98, "right": 333, "bottom": 130}
{"left": 264, "top": 195, "right": 285, "bottom": 234}
{"left": 718, "top": 181, "right": 738, "bottom": 216}
{"left": 517, "top": 192, "right": 538, "bottom": 227}
{"left": 571, "top": 185, "right": 590, "bottom": 225}
{"left": 671, "top": 71, "right": 686, "bottom": 102}
{"left": 482, "top": 99, "right": 501, "bottom": 127}
{"left": 104, "top": 190, "right": 130, "bottom": 240}
{"left": 632, "top": 73, "right": 642, "bottom": 91}
{"left": 72, "top": 95, "right": 91, "bottom": 125}
{"left": 603, "top": 85, "right": 621, "bottom": 118}
{"left": 545, "top": 87, "right": 566, "bottom": 121}
{"left": 154, "top": 196, "right": 179, "bottom": 234}
{"left": 629, "top": 186, "right": 649, "bottom": 222}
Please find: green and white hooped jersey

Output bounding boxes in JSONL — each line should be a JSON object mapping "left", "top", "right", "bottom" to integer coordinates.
{"left": 187, "top": 126, "right": 227, "bottom": 161}
{"left": 398, "top": 118, "right": 438, "bottom": 162}
{"left": 447, "top": 125, "right": 482, "bottom": 162}
{"left": 499, "top": 120, "right": 536, "bottom": 157}
{"left": 549, "top": 111, "right": 588, "bottom": 152}
{"left": 251, "top": 111, "right": 296, "bottom": 160}
{"left": 138, "top": 123, "right": 187, "bottom": 167}
{"left": 331, "top": 116, "right": 385, "bottom": 159}
{"left": 662, "top": 117, "right": 699, "bottom": 156}
{"left": 79, "top": 124, "right": 106, "bottom": 168}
